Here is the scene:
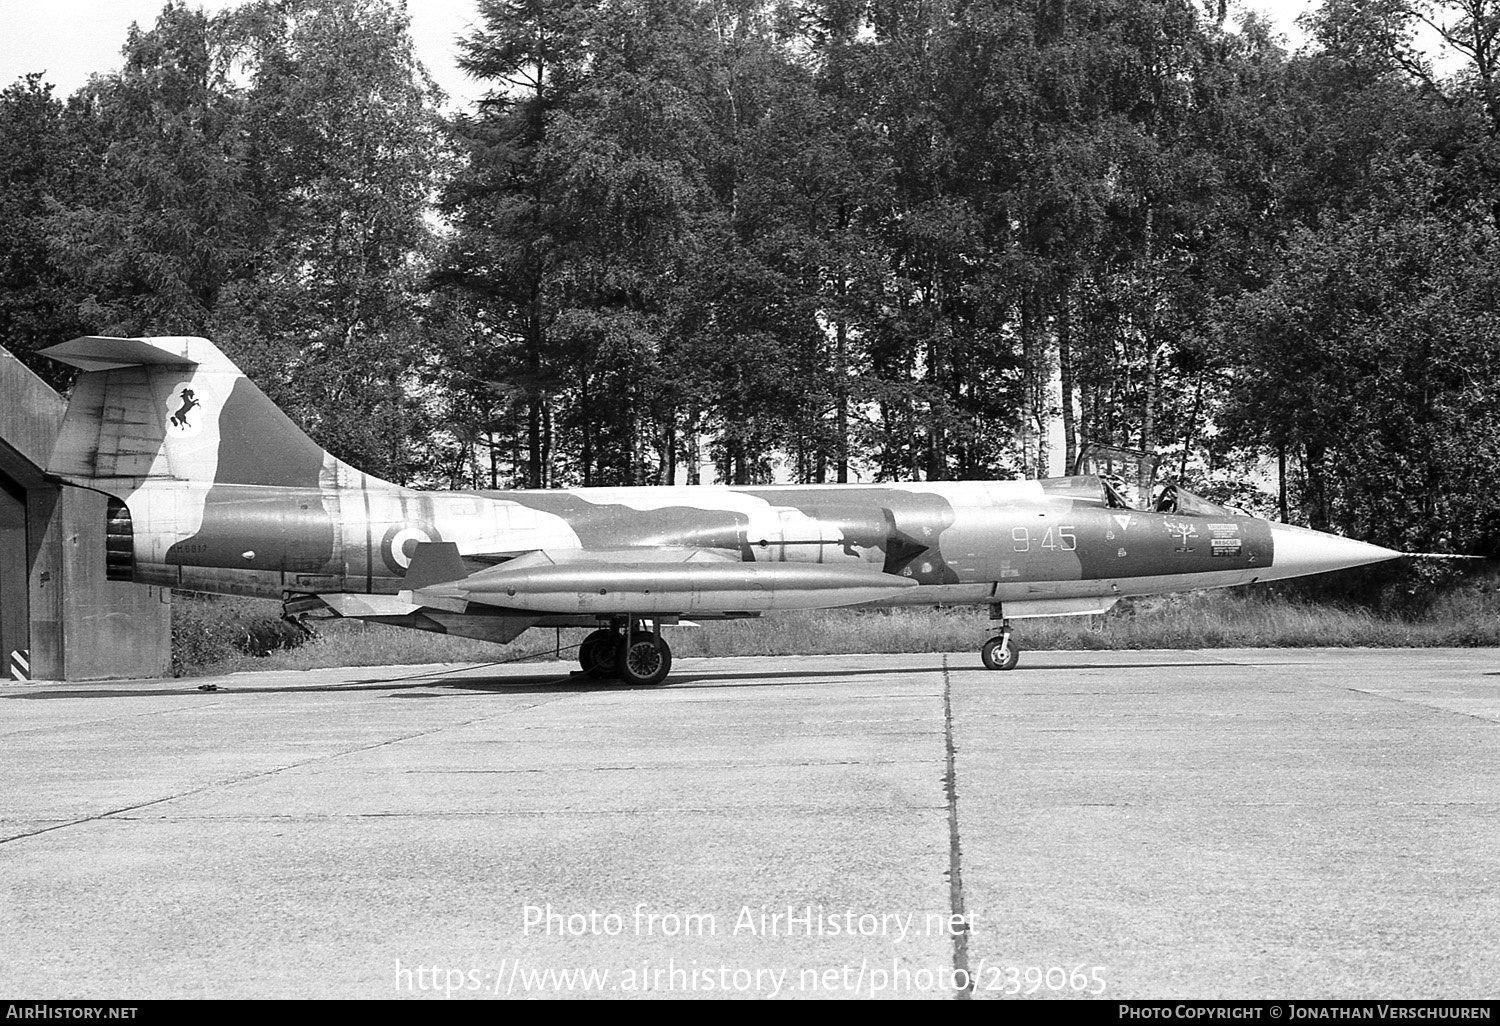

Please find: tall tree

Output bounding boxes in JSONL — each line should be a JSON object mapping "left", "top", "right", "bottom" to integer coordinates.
{"left": 45, "top": 2, "right": 257, "bottom": 336}
{"left": 223, "top": 0, "right": 449, "bottom": 480}
{"left": 440, "top": 0, "right": 599, "bottom": 487}
{"left": 1223, "top": 158, "right": 1500, "bottom": 551}
{"left": 0, "top": 75, "right": 91, "bottom": 387}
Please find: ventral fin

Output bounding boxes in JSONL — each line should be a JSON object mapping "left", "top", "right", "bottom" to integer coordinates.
{"left": 404, "top": 541, "right": 468, "bottom": 590}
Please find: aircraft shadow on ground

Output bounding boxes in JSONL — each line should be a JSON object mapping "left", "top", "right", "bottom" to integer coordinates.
{"left": 4, "top": 658, "right": 1238, "bottom": 700}
{"left": 357, "top": 657, "right": 1236, "bottom": 692}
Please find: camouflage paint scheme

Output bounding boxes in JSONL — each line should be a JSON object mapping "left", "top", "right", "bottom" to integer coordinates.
{"left": 42, "top": 336, "right": 1397, "bottom": 652}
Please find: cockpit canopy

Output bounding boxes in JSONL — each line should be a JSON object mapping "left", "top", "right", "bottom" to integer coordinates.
{"left": 1151, "top": 483, "right": 1239, "bottom": 517}
{"left": 1041, "top": 475, "right": 1241, "bottom": 517}
{"left": 1053, "top": 441, "right": 1251, "bottom": 517}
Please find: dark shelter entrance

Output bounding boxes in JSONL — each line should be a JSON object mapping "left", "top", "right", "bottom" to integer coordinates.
{"left": 0, "top": 474, "right": 27, "bottom": 679}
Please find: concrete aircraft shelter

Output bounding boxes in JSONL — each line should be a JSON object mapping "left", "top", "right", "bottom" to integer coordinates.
{"left": 0, "top": 345, "right": 170, "bottom": 681}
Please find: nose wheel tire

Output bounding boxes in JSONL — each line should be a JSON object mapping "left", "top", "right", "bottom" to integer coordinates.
{"left": 618, "top": 633, "right": 672, "bottom": 686}
{"left": 981, "top": 633, "right": 1020, "bottom": 671}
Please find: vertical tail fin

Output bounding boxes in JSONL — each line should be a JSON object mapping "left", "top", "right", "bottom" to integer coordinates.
{"left": 42, "top": 335, "right": 342, "bottom": 494}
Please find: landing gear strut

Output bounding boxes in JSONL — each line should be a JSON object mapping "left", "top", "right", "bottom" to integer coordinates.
{"left": 578, "top": 619, "right": 672, "bottom": 686}
{"left": 981, "top": 607, "right": 1020, "bottom": 671}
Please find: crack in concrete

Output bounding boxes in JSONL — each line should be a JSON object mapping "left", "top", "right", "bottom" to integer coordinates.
{"left": 941, "top": 654, "right": 973, "bottom": 1000}
{"left": 96, "top": 806, "right": 951, "bottom": 821}
{"left": 0, "top": 693, "right": 581, "bottom": 848}
{"left": 394, "top": 759, "right": 941, "bottom": 774}
{"left": 1340, "top": 686, "right": 1500, "bottom": 726}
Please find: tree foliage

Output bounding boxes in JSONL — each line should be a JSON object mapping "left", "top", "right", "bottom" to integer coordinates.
{"left": 5, "top": 0, "right": 1500, "bottom": 555}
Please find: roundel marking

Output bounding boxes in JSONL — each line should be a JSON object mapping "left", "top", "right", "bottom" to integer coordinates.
{"left": 381, "top": 524, "right": 441, "bottom": 577}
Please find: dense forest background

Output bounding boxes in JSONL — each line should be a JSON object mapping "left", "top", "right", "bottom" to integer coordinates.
{"left": 3, "top": 0, "right": 1499, "bottom": 558}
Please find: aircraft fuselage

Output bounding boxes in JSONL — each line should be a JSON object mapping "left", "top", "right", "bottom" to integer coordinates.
{"left": 126, "top": 476, "right": 1283, "bottom": 613}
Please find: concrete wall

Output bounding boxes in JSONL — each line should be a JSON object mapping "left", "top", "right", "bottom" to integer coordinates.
{"left": 1, "top": 345, "right": 171, "bottom": 681}
{"left": 28, "top": 485, "right": 172, "bottom": 680}
{"left": 0, "top": 348, "right": 66, "bottom": 473}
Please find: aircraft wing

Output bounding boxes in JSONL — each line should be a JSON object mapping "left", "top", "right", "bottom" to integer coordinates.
{"left": 398, "top": 544, "right": 919, "bottom": 615}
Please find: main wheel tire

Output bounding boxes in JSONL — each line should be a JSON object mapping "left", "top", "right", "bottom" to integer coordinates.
{"left": 617, "top": 634, "right": 672, "bottom": 686}
{"left": 581, "top": 629, "right": 622, "bottom": 678}
{"left": 981, "top": 634, "right": 1020, "bottom": 671}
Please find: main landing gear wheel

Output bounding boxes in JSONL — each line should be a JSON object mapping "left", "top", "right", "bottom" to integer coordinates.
{"left": 617, "top": 632, "right": 672, "bottom": 686}
{"left": 981, "top": 633, "right": 1020, "bottom": 671}
{"left": 579, "top": 628, "right": 622, "bottom": 678}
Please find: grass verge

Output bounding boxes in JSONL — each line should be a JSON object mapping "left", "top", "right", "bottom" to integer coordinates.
{"left": 172, "top": 570, "right": 1500, "bottom": 678}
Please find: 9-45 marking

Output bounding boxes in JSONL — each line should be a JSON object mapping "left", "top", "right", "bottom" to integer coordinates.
{"left": 968, "top": 961, "right": 1107, "bottom": 996}
{"left": 1011, "top": 525, "right": 1079, "bottom": 552}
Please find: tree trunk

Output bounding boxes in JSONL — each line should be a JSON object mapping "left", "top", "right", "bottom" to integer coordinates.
{"left": 580, "top": 368, "right": 593, "bottom": 487}
{"left": 1139, "top": 340, "right": 1158, "bottom": 499}
{"left": 835, "top": 313, "right": 849, "bottom": 484}
{"left": 926, "top": 325, "right": 946, "bottom": 481}
{"left": 1278, "top": 442, "right": 1288, "bottom": 523}
{"left": 1020, "top": 296, "right": 1036, "bottom": 478}
{"left": 834, "top": 203, "right": 851, "bottom": 484}
{"left": 687, "top": 406, "right": 701, "bottom": 485}
{"left": 541, "top": 396, "right": 553, "bottom": 489}
{"left": 1178, "top": 374, "right": 1204, "bottom": 482}
{"left": 623, "top": 383, "right": 637, "bottom": 486}
{"left": 1058, "top": 278, "right": 1077, "bottom": 475}
{"left": 1304, "top": 441, "right": 1330, "bottom": 530}
{"left": 527, "top": 308, "right": 543, "bottom": 489}
{"left": 527, "top": 396, "right": 542, "bottom": 489}
{"left": 664, "top": 409, "right": 677, "bottom": 486}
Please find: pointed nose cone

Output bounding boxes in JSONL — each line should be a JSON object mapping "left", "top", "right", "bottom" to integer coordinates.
{"left": 1266, "top": 523, "right": 1402, "bottom": 581}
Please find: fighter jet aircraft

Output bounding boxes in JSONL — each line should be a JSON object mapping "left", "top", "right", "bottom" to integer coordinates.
{"left": 41, "top": 334, "right": 1402, "bottom": 685}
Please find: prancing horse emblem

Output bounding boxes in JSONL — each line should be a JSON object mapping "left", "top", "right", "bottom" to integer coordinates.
{"left": 170, "top": 388, "right": 200, "bottom": 429}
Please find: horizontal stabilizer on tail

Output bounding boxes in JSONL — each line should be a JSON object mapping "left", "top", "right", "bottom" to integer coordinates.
{"left": 41, "top": 336, "right": 203, "bottom": 372}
